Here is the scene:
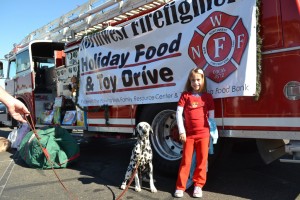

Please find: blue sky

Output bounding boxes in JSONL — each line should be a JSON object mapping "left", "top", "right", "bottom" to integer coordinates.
{"left": 0, "top": 0, "right": 86, "bottom": 86}
{"left": 0, "top": 0, "right": 85, "bottom": 58}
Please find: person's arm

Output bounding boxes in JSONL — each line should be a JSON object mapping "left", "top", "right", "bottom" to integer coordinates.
{"left": 208, "top": 110, "right": 214, "bottom": 119}
{"left": 0, "top": 86, "right": 30, "bottom": 123}
{"left": 176, "top": 106, "right": 186, "bottom": 143}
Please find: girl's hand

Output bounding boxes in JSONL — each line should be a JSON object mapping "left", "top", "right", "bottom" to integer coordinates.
{"left": 179, "top": 133, "right": 186, "bottom": 143}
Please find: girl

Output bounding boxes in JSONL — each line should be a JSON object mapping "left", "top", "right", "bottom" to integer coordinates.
{"left": 174, "top": 67, "right": 214, "bottom": 198}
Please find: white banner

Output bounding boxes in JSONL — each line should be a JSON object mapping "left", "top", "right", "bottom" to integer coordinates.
{"left": 78, "top": 0, "right": 257, "bottom": 106}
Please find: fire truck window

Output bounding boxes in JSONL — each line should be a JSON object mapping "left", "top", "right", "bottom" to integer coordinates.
{"left": 8, "top": 60, "right": 16, "bottom": 79}
{"left": 16, "top": 50, "right": 30, "bottom": 73}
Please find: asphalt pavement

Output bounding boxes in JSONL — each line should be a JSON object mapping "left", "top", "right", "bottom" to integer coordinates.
{"left": 0, "top": 127, "right": 177, "bottom": 200}
{"left": 1, "top": 127, "right": 300, "bottom": 200}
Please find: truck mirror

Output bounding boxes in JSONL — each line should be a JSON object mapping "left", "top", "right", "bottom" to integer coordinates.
{"left": 0, "top": 61, "right": 3, "bottom": 78}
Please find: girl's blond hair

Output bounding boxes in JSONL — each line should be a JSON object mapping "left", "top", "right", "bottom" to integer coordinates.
{"left": 184, "top": 67, "right": 207, "bottom": 92}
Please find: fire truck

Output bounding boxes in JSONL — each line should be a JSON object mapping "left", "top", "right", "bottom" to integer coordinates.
{"left": 0, "top": 0, "right": 299, "bottom": 174}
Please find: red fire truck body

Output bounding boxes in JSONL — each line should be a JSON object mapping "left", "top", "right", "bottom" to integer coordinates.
{"left": 1, "top": 0, "right": 300, "bottom": 172}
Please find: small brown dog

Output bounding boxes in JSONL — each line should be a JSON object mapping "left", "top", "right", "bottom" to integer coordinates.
{"left": 0, "top": 137, "right": 11, "bottom": 152}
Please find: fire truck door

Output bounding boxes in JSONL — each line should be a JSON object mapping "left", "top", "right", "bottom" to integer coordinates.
{"left": 0, "top": 59, "right": 17, "bottom": 124}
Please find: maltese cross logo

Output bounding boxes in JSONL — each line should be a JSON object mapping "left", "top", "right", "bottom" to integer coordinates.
{"left": 188, "top": 11, "right": 249, "bottom": 83}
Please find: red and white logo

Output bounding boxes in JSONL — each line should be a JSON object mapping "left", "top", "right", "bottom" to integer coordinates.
{"left": 188, "top": 11, "right": 249, "bottom": 83}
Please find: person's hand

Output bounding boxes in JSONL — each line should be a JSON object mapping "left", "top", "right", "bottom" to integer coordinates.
{"left": 179, "top": 133, "right": 186, "bottom": 143}
{"left": 6, "top": 98, "right": 30, "bottom": 123}
{"left": 0, "top": 86, "right": 30, "bottom": 123}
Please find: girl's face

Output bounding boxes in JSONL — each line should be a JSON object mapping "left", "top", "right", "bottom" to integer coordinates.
{"left": 190, "top": 73, "right": 203, "bottom": 92}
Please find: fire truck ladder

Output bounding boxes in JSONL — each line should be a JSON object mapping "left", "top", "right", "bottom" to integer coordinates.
{"left": 17, "top": 0, "right": 170, "bottom": 47}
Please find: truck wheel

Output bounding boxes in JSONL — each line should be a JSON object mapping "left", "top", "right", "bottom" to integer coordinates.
{"left": 139, "top": 103, "right": 181, "bottom": 175}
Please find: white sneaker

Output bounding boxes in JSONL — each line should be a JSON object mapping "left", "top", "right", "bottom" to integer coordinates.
{"left": 193, "top": 186, "right": 203, "bottom": 198}
{"left": 174, "top": 189, "right": 184, "bottom": 198}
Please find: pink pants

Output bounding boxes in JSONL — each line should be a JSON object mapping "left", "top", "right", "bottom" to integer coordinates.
{"left": 175, "top": 137, "right": 209, "bottom": 190}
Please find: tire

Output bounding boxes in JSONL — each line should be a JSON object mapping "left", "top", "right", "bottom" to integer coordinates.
{"left": 139, "top": 103, "right": 181, "bottom": 175}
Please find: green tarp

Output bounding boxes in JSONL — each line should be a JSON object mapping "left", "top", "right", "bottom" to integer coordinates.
{"left": 19, "top": 126, "right": 80, "bottom": 169}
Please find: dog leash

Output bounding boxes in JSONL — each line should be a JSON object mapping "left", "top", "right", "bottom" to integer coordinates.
{"left": 25, "top": 114, "right": 78, "bottom": 200}
{"left": 115, "top": 161, "right": 140, "bottom": 200}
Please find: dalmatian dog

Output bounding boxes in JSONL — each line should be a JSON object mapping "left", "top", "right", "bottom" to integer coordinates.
{"left": 120, "top": 122, "right": 157, "bottom": 193}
